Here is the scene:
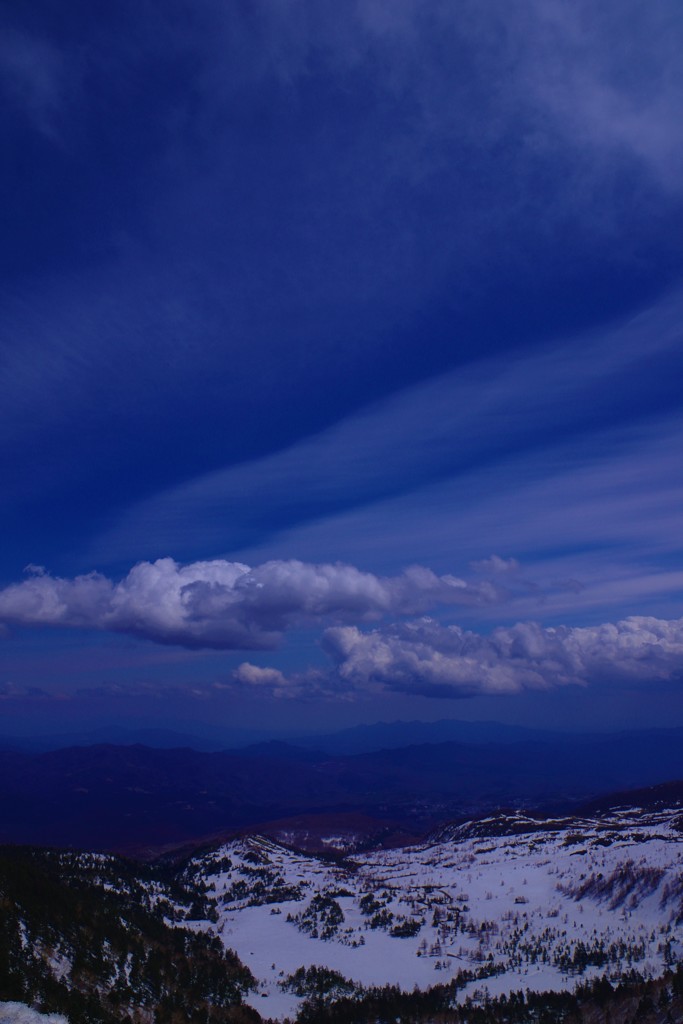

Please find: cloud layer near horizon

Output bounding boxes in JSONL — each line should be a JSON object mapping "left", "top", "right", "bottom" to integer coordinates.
{"left": 0, "top": 558, "right": 497, "bottom": 650}
{"left": 3, "top": 556, "right": 682, "bottom": 704}
{"left": 237, "top": 614, "right": 683, "bottom": 700}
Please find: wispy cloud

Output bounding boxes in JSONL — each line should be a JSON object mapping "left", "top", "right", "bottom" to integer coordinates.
{"left": 0, "top": 28, "right": 74, "bottom": 141}
{"left": 3, "top": 0, "right": 683, "bottom": 566}
{"left": 198, "top": 0, "right": 683, "bottom": 189}
{"left": 471, "top": 555, "right": 521, "bottom": 574}
{"left": 87, "top": 292, "right": 683, "bottom": 630}
{"left": 229, "top": 410, "right": 683, "bottom": 626}
{"left": 519, "top": 0, "right": 683, "bottom": 190}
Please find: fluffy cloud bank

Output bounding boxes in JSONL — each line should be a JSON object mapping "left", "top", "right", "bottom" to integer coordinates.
{"left": 0, "top": 558, "right": 497, "bottom": 649}
{"left": 319, "top": 616, "right": 683, "bottom": 697}
{"left": 233, "top": 614, "right": 683, "bottom": 700}
{"left": 8, "top": 558, "right": 682, "bottom": 700}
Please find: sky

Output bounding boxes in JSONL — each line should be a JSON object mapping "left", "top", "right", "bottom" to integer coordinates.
{"left": 2, "top": 0, "right": 683, "bottom": 738}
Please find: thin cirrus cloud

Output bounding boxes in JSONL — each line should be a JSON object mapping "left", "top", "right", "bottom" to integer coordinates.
{"left": 224, "top": 400, "right": 683, "bottom": 625}
{"left": 0, "top": 558, "right": 499, "bottom": 651}
{"left": 0, "top": 28, "right": 72, "bottom": 141}
{"left": 3, "top": 0, "right": 683, "bottom": 565}
{"left": 234, "top": 613, "right": 683, "bottom": 701}
{"left": 91, "top": 289, "right": 683, "bottom": 566}
{"left": 200, "top": 0, "right": 683, "bottom": 189}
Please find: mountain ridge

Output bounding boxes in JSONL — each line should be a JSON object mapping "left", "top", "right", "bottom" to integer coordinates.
{"left": 0, "top": 728, "right": 682, "bottom": 854}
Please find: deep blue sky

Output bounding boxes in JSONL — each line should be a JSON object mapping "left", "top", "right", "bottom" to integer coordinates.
{"left": 2, "top": 0, "right": 683, "bottom": 737}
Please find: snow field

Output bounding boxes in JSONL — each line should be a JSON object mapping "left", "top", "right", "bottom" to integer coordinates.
{"left": 185, "top": 808, "right": 683, "bottom": 1020}
{"left": 0, "top": 1005, "right": 68, "bottom": 1024}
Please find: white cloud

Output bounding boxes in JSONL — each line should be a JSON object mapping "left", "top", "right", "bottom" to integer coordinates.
{"left": 321, "top": 614, "right": 683, "bottom": 698}
{"left": 0, "top": 557, "right": 499, "bottom": 650}
{"left": 233, "top": 663, "right": 288, "bottom": 689}
{"left": 470, "top": 555, "right": 520, "bottom": 574}
{"left": 6, "top": 558, "right": 683, "bottom": 704}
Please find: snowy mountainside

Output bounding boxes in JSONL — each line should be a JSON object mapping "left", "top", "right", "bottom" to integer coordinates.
{"left": 0, "top": 1005, "right": 67, "bottom": 1024}
{"left": 184, "top": 805, "right": 683, "bottom": 1020}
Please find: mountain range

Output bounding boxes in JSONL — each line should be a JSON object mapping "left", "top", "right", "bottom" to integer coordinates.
{"left": 0, "top": 725, "right": 682, "bottom": 854}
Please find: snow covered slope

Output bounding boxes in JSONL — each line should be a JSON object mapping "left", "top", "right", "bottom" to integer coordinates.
{"left": 184, "top": 805, "right": 683, "bottom": 1019}
{"left": 0, "top": 1006, "right": 67, "bottom": 1024}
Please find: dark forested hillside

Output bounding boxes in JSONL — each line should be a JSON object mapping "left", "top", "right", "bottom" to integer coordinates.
{"left": 0, "top": 846, "right": 257, "bottom": 1024}
{"left": 283, "top": 968, "right": 683, "bottom": 1024}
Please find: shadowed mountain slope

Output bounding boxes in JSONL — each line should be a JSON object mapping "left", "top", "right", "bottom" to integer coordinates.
{"left": 0, "top": 727, "right": 682, "bottom": 853}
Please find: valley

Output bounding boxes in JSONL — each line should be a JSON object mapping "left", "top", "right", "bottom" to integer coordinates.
{"left": 2, "top": 791, "right": 683, "bottom": 1023}
{"left": 185, "top": 803, "right": 683, "bottom": 1019}
{"left": 1, "top": 727, "right": 682, "bottom": 856}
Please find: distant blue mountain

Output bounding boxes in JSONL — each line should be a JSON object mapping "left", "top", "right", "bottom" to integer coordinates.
{"left": 287, "top": 718, "right": 571, "bottom": 755}
{"left": 0, "top": 724, "right": 278, "bottom": 753}
{"left": 0, "top": 717, "right": 665, "bottom": 759}
{"left": 0, "top": 725, "right": 682, "bottom": 854}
